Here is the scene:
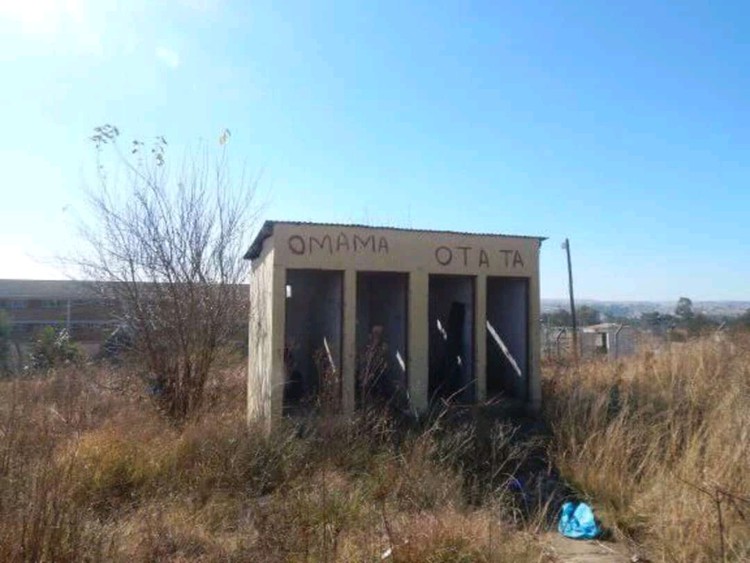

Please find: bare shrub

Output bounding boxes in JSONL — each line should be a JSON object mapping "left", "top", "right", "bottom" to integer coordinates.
{"left": 73, "top": 124, "right": 258, "bottom": 421}
{"left": 0, "top": 456, "right": 113, "bottom": 563}
{"left": 27, "top": 327, "right": 82, "bottom": 371}
{"left": 314, "top": 346, "right": 342, "bottom": 415}
{"left": 0, "top": 369, "right": 124, "bottom": 562}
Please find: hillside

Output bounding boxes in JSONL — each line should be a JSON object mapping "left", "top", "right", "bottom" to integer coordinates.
{"left": 542, "top": 299, "right": 750, "bottom": 319}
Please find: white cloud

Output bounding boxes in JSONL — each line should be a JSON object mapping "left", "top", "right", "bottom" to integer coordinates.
{"left": 156, "top": 46, "right": 180, "bottom": 68}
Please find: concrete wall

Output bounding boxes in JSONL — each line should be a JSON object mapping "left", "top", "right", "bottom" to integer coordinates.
{"left": 614, "top": 326, "right": 637, "bottom": 358}
{"left": 580, "top": 331, "right": 607, "bottom": 357}
{"left": 247, "top": 245, "right": 275, "bottom": 429}
{"left": 580, "top": 326, "right": 638, "bottom": 359}
{"left": 273, "top": 223, "right": 537, "bottom": 277}
{"left": 486, "top": 277, "right": 528, "bottom": 400}
{"left": 247, "top": 222, "right": 543, "bottom": 427}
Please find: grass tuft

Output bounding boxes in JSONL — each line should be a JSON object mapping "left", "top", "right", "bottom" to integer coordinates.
{"left": 544, "top": 335, "right": 750, "bottom": 562}
{"left": 1, "top": 335, "right": 746, "bottom": 561}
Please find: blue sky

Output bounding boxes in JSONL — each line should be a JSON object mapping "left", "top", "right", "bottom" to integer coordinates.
{"left": 1, "top": 0, "right": 748, "bottom": 300}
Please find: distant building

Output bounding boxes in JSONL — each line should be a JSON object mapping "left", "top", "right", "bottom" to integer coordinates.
{"left": 580, "top": 323, "right": 637, "bottom": 359}
{"left": 0, "top": 279, "right": 117, "bottom": 354}
{"left": 1, "top": 279, "right": 252, "bottom": 360}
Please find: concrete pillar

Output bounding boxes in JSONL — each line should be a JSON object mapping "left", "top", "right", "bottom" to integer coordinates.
{"left": 528, "top": 243, "right": 542, "bottom": 412}
{"left": 342, "top": 269, "right": 357, "bottom": 415}
{"left": 475, "top": 275, "right": 487, "bottom": 402}
{"left": 408, "top": 270, "right": 429, "bottom": 413}
{"left": 247, "top": 269, "right": 267, "bottom": 426}
{"left": 270, "top": 265, "right": 287, "bottom": 422}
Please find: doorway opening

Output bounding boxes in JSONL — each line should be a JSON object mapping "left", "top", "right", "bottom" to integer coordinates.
{"left": 283, "top": 269, "right": 343, "bottom": 411}
{"left": 355, "top": 272, "right": 408, "bottom": 408}
{"left": 428, "top": 275, "right": 475, "bottom": 404}
{"left": 486, "top": 277, "right": 528, "bottom": 400}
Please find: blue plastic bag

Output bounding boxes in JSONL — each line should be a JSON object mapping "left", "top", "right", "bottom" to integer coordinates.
{"left": 558, "top": 501, "right": 601, "bottom": 539}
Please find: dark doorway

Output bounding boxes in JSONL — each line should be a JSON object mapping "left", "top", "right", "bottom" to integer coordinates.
{"left": 428, "top": 275, "right": 475, "bottom": 403}
{"left": 486, "top": 277, "right": 528, "bottom": 400}
{"left": 356, "top": 272, "right": 408, "bottom": 408}
{"left": 284, "top": 270, "right": 343, "bottom": 411}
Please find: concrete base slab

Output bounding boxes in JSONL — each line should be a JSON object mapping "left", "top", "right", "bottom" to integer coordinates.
{"left": 541, "top": 533, "right": 632, "bottom": 563}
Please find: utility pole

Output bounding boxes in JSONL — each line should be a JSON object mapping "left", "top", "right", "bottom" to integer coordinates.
{"left": 562, "top": 238, "right": 578, "bottom": 358}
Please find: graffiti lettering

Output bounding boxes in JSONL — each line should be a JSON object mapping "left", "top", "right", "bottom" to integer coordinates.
{"left": 336, "top": 232, "right": 350, "bottom": 252}
{"left": 456, "top": 246, "right": 470, "bottom": 266}
{"left": 499, "top": 250, "right": 513, "bottom": 268}
{"left": 287, "top": 232, "right": 524, "bottom": 267}
{"left": 288, "top": 235, "right": 305, "bottom": 255}
{"left": 353, "top": 234, "right": 375, "bottom": 252}
{"left": 287, "top": 232, "right": 390, "bottom": 256}
{"left": 309, "top": 235, "right": 333, "bottom": 254}
{"left": 435, "top": 246, "right": 452, "bottom": 265}
{"left": 434, "top": 246, "right": 525, "bottom": 270}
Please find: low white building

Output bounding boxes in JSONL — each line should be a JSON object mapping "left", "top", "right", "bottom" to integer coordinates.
{"left": 580, "top": 323, "right": 637, "bottom": 359}
{"left": 245, "top": 220, "right": 546, "bottom": 428}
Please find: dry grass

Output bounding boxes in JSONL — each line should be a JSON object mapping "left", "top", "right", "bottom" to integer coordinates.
{"left": 0, "top": 362, "right": 550, "bottom": 562}
{"left": 6, "top": 335, "right": 744, "bottom": 561}
{"left": 544, "top": 334, "right": 750, "bottom": 562}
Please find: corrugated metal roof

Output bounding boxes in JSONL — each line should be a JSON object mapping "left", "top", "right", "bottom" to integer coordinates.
{"left": 244, "top": 220, "right": 547, "bottom": 260}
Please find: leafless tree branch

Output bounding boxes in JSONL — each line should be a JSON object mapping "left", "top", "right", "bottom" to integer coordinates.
{"left": 72, "top": 125, "right": 259, "bottom": 420}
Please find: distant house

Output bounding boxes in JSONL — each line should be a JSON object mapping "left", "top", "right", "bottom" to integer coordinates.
{"left": 0, "top": 279, "right": 250, "bottom": 359}
{"left": 0, "top": 279, "right": 117, "bottom": 354}
{"left": 580, "top": 323, "right": 637, "bottom": 359}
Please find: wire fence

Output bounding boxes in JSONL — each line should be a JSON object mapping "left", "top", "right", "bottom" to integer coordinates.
{"left": 541, "top": 324, "right": 643, "bottom": 360}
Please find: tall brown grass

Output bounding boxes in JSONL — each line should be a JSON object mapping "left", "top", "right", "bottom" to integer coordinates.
{"left": 544, "top": 335, "right": 750, "bottom": 562}
{"left": 0, "top": 362, "right": 548, "bottom": 562}
{"left": 5, "top": 336, "right": 744, "bottom": 561}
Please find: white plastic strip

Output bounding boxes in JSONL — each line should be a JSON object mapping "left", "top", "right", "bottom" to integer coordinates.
{"left": 486, "top": 321, "right": 522, "bottom": 378}
{"left": 323, "top": 336, "right": 336, "bottom": 374}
